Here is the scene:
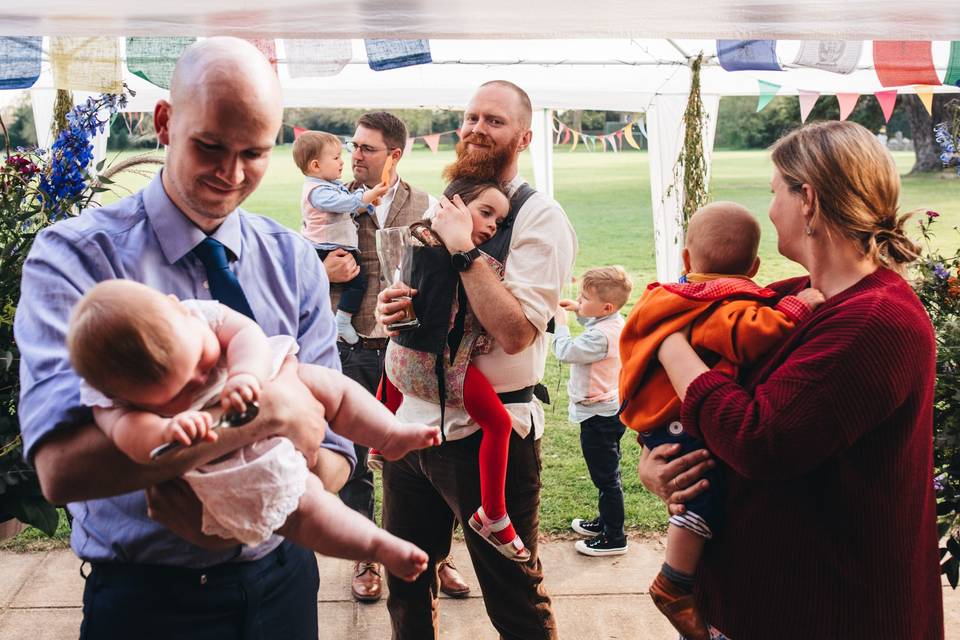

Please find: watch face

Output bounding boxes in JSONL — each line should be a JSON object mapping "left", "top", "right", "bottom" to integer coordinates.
{"left": 452, "top": 252, "right": 469, "bottom": 271}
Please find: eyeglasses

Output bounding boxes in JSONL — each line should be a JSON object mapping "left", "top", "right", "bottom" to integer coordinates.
{"left": 345, "top": 141, "right": 389, "bottom": 155}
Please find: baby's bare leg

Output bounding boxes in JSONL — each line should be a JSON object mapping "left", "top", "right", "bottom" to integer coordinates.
{"left": 278, "top": 474, "right": 428, "bottom": 582}
{"left": 296, "top": 363, "right": 440, "bottom": 458}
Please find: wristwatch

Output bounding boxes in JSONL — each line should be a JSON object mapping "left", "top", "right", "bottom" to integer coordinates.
{"left": 450, "top": 247, "right": 481, "bottom": 272}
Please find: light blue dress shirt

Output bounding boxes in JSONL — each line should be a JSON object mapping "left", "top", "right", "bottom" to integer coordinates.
{"left": 15, "top": 172, "right": 355, "bottom": 567}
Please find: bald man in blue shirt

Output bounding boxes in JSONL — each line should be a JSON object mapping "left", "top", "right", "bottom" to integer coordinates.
{"left": 15, "top": 37, "right": 354, "bottom": 640}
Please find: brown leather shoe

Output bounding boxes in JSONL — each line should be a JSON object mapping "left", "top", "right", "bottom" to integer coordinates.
{"left": 437, "top": 557, "right": 470, "bottom": 598}
{"left": 351, "top": 561, "right": 382, "bottom": 603}
{"left": 649, "top": 571, "right": 709, "bottom": 640}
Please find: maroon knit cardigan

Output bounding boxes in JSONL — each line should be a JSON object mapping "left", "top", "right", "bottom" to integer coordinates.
{"left": 680, "top": 267, "right": 943, "bottom": 639}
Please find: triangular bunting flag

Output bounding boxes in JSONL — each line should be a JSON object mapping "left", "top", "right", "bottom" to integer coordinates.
{"left": 798, "top": 90, "right": 820, "bottom": 123}
{"left": 293, "top": 126, "right": 307, "bottom": 139}
{"left": 51, "top": 37, "right": 123, "bottom": 93}
{"left": 757, "top": 80, "right": 780, "bottom": 112}
{"left": 0, "top": 37, "right": 42, "bottom": 90}
{"left": 623, "top": 124, "right": 641, "bottom": 150}
{"left": 562, "top": 127, "right": 571, "bottom": 145}
{"left": 636, "top": 117, "right": 647, "bottom": 140}
{"left": 914, "top": 86, "right": 935, "bottom": 115}
{"left": 403, "top": 137, "right": 414, "bottom": 156}
{"left": 570, "top": 130, "right": 580, "bottom": 153}
{"left": 610, "top": 134, "right": 620, "bottom": 152}
{"left": 946, "top": 41, "right": 960, "bottom": 87}
{"left": 717, "top": 40, "right": 781, "bottom": 71}
{"left": 874, "top": 90, "right": 898, "bottom": 123}
{"left": 873, "top": 41, "right": 940, "bottom": 87}
{"left": 422, "top": 133, "right": 440, "bottom": 154}
{"left": 836, "top": 93, "right": 860, "bottom": 121}
{"left": 284, "top": 39, "right": 352, "bottom": 78}
{"left": 365, "top": 39, "right": 432, "bottom": 71}
{"left": 555, "top": 122, "right": 565, "bottom": 145}
{"left": 792, "top": 40, "right": 862, "bottom": 75}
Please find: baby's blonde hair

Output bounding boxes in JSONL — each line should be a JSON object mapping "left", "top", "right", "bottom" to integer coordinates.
{"left": 67, "top": 280, "right": 177, "bottom": 398}
{"left": 581, "top": 266, "right": 633, "bottom": 309}
{"left": 685, "top": 202, "right": 760, "bottom": 275}
{"left": 292, "top": 130, "right": 341, "bottom": 174}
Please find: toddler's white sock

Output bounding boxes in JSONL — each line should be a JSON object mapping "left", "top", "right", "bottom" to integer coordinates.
{"left": 336, "top": 310, "right": 359, "bottom": 344}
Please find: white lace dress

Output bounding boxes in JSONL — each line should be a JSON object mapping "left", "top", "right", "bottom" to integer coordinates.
{"left": 81, "top": 299, "right": 309, "bottom": 546}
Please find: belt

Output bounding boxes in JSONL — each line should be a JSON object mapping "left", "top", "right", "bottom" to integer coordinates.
{"left": 358, "top": 336, "right": 389, "bottom": 350}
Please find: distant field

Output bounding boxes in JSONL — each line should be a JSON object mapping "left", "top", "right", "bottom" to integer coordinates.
{"left": 87, "top": 146, "right": 960, "bottom": 536}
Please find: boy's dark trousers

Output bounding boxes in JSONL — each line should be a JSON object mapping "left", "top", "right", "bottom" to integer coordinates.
{"left": 579, "top": 413, "right": 627, "bottom": 541}
{"left": 316, "top": 247, "right": 365, "bottom": 314}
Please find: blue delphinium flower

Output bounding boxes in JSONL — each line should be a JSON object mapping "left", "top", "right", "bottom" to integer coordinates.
{"left": 934, "top": 263, "right": 951, "bottom": 281}
{"left": 37, "top": 90, "right": 128, "bottom": 219}
{"left": 934, "top": 120, "right": 960, "bottom": 176}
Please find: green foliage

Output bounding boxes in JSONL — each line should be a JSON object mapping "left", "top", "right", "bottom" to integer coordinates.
{"left": 2, "top": 96, "right": 36, "bottom": 148}
{"left": 915, "top": 212, "right": 960, "bottom": 588}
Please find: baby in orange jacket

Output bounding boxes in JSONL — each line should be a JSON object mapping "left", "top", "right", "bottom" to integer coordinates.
{"left": 619, "top": 202, "right": 824, "bottom": 640}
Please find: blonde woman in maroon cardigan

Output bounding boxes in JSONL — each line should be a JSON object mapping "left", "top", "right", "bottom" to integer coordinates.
{"left": 639, "top": 120, "right": 943, "bottom": 640}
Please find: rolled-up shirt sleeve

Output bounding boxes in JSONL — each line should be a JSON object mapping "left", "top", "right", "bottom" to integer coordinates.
{"left": 16, "top": 227, "right": 104, "bottom": 462}
{"left": 502, "top": 194, "right": 577, "bottom": 332}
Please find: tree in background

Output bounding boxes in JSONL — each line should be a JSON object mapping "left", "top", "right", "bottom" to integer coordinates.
{"left": 2, "top": 96, "right": 36, "bottom": 148}
{"left": 903, "top": 94, "right": 952, "bottom": 174}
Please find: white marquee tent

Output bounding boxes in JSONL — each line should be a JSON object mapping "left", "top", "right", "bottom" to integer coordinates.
{"left": 2, "top": 1, "right": 959, "bottom": 278}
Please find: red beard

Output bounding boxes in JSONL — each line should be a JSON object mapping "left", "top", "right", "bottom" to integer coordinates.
{"left": 442, "top": 132, "right": 517, "bottom": 184}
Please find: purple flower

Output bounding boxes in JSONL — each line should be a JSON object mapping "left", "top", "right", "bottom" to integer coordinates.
{"left": 934, "top": 263, "right": 951, "bottom": 280}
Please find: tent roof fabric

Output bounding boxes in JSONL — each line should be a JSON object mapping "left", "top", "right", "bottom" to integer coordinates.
{"left": 3, "top": 1, "right": 959, "bottom": 41}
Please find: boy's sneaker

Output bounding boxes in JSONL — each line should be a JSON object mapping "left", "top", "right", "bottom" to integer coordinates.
{"left": 574, "top": 533, "right": 628, "bottom": 557}
{"left": 570, "top": 517, "right": 603, "bottom": 537}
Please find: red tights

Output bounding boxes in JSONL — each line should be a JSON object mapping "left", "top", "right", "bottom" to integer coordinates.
{"left": 378, "top": 365, "right": 513, "bottom": 523}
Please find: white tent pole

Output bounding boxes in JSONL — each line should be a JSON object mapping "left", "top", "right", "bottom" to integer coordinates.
{"left": 647, "top": 92, "right": 721, "bottom": 282}
{"left": 29, "top": 88, "right": 56, "bottom": 150}
{"left": 647, "top": 93, "right": 688, "bottom": 282}
{"left": 529, "top": 108, "right": 554, "bottom": 198}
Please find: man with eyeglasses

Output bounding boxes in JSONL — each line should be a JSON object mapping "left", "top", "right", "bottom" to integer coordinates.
{"left": 324, "top": 112, "right": 469, "bottom": 603}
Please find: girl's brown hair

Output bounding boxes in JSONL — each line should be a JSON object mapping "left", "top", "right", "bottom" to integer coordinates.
{"left": 770, "top": 120, "right": 921, "bottom": 273}
{"left": 442, "top": 177, "right": 508, "bottom": 206}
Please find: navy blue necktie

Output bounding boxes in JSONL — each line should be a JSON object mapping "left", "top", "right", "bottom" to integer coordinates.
{"left": 192, "top": 237, "right": 257, "bottom": 321}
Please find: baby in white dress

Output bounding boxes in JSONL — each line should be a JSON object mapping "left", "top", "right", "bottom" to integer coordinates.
{"left": 68, "top": 279, "right": 440, "bottom": 581}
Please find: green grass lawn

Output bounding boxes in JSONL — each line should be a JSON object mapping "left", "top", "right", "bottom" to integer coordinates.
{"left": 6, "top": 146, "right": 958, "bottom": 549}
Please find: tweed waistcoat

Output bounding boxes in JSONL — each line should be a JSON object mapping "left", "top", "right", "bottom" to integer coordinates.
{"left": 329, "top": 178, "right": 430, "bottom": 337}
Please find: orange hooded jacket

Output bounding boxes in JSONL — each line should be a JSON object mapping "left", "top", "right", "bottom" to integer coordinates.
{"left": 618, "top": 275, "right": 810, "bottom": 433}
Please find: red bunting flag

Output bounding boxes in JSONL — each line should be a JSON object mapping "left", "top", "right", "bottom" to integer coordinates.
{"left": 873, "top": 41, "right": 940, "bottom": 87}
{"left": 562, "top": 127, "right": 571, "bottom": 144}
{"left": 874, "top": 90, "right": 898, "bottom": 123}
{"left": 836, "top": 93, "right": 860, "bottom": 121}
{"left": 293, "top": 126, "right": 307, "bottom": 139}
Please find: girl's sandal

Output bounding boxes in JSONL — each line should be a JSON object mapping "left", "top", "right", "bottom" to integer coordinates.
{"left": 467, "top": 506, "right": 531, "bottom": 563}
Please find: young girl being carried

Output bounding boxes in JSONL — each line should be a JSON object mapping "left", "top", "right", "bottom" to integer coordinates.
{"left": 370, "top": 177, "right": 531, "bottom": 562}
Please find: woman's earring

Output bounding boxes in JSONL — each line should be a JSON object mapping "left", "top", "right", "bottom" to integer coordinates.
{"left": 804, "top": 222, "right": 814, "bottom": 236}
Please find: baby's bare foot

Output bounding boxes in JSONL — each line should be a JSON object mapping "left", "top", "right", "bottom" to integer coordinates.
{"left": 378, "top": 423, "right": 441, "bottom": 461}
{"left": 377, "top": 537, "right": 428, "bottom": 582}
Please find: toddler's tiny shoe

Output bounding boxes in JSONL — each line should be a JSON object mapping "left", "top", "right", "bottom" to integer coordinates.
{"left": 367, "top": 449, "right": 385, "bottom": 472}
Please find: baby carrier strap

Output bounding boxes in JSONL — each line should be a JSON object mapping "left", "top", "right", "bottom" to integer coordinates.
{"left": 383, "top": 183, "right": 541, "bottom": 440}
